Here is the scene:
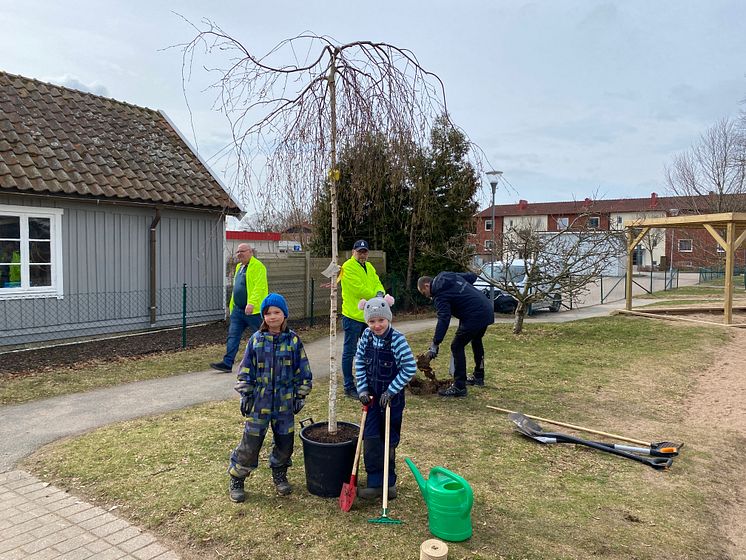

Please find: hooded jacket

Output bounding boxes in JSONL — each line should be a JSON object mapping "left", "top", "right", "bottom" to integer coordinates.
{"left": 430, "top": 271, "right": 494, "bottom": 344}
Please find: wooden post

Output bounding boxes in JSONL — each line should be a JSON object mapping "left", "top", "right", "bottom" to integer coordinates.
{"left": 625, "top": 229, "right": 634, "bottom": 311}
{"left": 724, "top": 221, "right": 735, "bottom": 324}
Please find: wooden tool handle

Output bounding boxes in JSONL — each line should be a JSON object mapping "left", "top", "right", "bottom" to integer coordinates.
{"left": 350, "top": 406, "right": 368, "bottom": 477}
{"left": 382, "top": 404, "right": 391, "bottom": 508}
{"left": 487, "top": 405, "right": 651, "bottom": 447}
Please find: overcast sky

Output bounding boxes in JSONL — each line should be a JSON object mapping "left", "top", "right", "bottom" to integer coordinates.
{"left": 2, "top": 0, "right": 745, "bottom": 210}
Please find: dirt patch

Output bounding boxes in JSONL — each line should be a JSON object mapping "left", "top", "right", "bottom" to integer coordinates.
{"left": 0, "top": 321, "right": 229, "bottom": 376}
{"left": 685, "top": 329, "right": 746, "bottom": 557}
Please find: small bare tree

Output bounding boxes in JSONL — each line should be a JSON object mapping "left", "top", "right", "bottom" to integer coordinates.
{"left": 665, "top": 117, "right": 746, "bottom": 213}
{"left": 179, "top": 20, "right": 450, "bottom": 434}
{"left": 478, "top": 215, "right": 625, "bottom": 334}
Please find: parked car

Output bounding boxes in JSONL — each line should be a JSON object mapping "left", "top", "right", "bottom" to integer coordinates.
{"left": 474, "top": 260, "right": 562, "bottom": 314}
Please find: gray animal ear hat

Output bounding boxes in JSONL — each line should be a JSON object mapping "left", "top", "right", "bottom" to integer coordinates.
{"left": 358, "top": 291, "right": 395, "bottom": 322}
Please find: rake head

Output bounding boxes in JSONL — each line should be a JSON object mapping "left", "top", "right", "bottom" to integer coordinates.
{"left": 368, "top": 508, "right": 403, "bottom": 525}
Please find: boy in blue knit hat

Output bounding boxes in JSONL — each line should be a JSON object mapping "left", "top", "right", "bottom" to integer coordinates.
{"left": 227, "top": 293, "right": 313, "bottom": 501}
{"left": 355, "top": 291, "right": 416, "bottom": 499}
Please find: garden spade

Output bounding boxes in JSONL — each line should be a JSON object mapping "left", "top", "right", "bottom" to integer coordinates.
{"left": 339, "top": 402, "right": 369, "bottom": 512}
{"left": 509, "top": 412, "right": 673, "bottom": 470}
{"left": 368, "top": 404, "right": 402, "bottom": 525}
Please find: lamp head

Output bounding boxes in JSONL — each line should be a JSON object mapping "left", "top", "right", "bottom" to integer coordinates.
{"left": 486, "top": 170, "right": 503, "bottom": 189}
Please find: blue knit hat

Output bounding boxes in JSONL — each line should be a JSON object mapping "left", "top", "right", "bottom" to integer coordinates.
{"left": 261, "top": 293, "right": 289, "bottom": 318}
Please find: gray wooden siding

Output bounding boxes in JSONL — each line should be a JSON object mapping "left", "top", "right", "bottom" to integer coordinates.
{"left": 0, "top": 194, "right": 226, "bottom": 347}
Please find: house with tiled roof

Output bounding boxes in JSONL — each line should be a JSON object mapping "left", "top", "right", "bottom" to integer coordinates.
{"left": 0, "top": 71, "right": 240, "bottom": 346}
{"left": 473, "top": 193, "right": 745, "bottom": 271}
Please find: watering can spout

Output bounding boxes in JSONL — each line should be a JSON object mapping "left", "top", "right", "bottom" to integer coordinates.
{"left": 405, "top": 457, "right": 428, "bottom": 499}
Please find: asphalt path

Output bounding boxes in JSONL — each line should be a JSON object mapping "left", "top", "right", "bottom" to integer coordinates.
{"left": 0, "top": 300, "right": 641, "bottom": 472}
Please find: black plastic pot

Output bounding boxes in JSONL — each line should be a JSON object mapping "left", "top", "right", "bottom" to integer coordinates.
{"left": 299, "top": 419, "right": 358, "bottom": 497}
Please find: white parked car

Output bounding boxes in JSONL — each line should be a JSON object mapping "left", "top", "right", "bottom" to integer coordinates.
{"left": 474, "top": 260, "right": 562, "bottom": 314}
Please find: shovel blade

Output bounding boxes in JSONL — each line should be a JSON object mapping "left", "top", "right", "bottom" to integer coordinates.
{"left": 339, "top": 481, "right": 356, "bottom": 512}
{"left": 509, "top": 412, "right": 544, "bottom": 437}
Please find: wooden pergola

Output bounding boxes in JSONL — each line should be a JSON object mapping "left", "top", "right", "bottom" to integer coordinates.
{"left": 624, "top": 212, "right": 746, "bottom": 324}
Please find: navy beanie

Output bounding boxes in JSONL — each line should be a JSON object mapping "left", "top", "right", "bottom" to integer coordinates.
{"left": 261, "top": 293, "right": 289, "bottom": 318}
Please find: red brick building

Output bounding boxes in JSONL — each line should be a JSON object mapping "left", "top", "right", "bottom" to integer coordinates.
{"left": 473, "top": 193, "right": 746, "bottom": 271}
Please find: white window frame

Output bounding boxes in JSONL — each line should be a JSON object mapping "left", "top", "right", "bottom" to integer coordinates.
{"left": 484, "top": 219, "right": 493, "bottom": 231}
{"left": 678, "top": 239, "right": 693, "bottom": 253}
{"left": 556, "top": 217, "right": 569, "bottom": 230}
{"left": 587, "top": 216, "right": 600, "bottom": 229}
{"left": 0, "top": 205, "right": 64, "bottom": 300}
{"left": 484, "top": 239, "right": 494, "bottom": 251}
{"left": 716, "top": 244, "right": 725, "bottom": 254}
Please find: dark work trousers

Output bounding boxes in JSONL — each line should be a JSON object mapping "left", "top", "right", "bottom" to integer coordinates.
{"left": 362, "top": 330, "right": 404, "bottom": 488}
{"left": 450, "top": 324, "right": 488, "bottom": 389}
{"left": 342, "top": 316, "right": 367, "bottom": 393}
{"left": 228, "top": 423, "right": 294, "bottom": 479}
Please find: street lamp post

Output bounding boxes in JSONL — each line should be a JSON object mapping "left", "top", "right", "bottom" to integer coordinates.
{"left": 486, "top": 170, "right": 503, "bottom": 306}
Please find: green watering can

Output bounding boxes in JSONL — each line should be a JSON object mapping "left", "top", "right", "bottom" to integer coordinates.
{"left": 405, "top": 458, "right": 474, "bottom": 542}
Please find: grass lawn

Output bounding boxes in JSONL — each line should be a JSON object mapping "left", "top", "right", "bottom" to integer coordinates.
{"left": 24, "top": 316, "right": 740, "bottom": 560}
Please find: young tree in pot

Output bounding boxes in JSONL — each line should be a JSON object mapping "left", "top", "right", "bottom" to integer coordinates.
{"left": 179, "top": 24, "right": 450, "bottom": 438}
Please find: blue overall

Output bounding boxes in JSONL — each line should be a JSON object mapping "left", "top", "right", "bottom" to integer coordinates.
{"left": 362, "top": 329, "right": 404, "bottom": 488}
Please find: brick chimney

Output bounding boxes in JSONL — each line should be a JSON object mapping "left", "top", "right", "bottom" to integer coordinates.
{"left": 650, "top": 192, "right": 658, "bottom": 208}
{"left": 518, "top": 199, "right": 528, "bottom": 210}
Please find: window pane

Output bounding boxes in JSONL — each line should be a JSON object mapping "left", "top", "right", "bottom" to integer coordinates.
{"left": 0, "top": 216, "right": 20, "bottom": 238}
{"left": 30, "top": 240, "right": 51, "bottom": 263}
{"left": 1, "top": 264, "right": 22, "bottom": 287}
{"left": 0, "top": 240, "right": 21, "bottom": 263}
{"left": 29, "top": 217, "right": 51, "bottom": 239}
{"left": 29, "top": 265, "right": 52, "bottom": 287}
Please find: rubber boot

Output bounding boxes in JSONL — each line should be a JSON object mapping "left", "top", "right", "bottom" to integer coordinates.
{"left": 272, "top": 467, "right": 292, "bottom": 496}
{"left": 229, "top": 475, "right": 246, "bottom": 503}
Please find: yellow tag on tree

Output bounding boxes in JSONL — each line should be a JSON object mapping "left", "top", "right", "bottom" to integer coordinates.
{"left": 328, "top": 168, "right": 341, "bottom": 182}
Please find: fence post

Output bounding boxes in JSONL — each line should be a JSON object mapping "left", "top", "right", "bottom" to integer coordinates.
{"left": 182, "top": 283, "right": 187, "bottom": 349}
{"left": 600, "top": 275, "right": 604, "bottom": 304}
{"left": 649, "top": 268, "right": 653, "bottom": 294}
{"left": 309, "top": 278, "right": 315, "bottom": 327}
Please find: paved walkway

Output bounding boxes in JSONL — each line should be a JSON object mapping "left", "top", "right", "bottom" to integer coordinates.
{"left": 0, "top": 301, "right": 637, "bottom": 559}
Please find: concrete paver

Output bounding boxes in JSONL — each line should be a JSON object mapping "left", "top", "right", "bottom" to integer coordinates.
{"left": 0, "top": 302, "right": 635, "bottom": 559}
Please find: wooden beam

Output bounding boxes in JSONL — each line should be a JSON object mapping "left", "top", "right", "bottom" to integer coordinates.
{"left": 616, "top": 309, "right": 744, "bottom": 328}
{"left": 724, "top": 222, "right": 735, "bottom": 324}
{"left": 624, "top": 212, "right": 746, "bottom": 229}
{"left": 703, "top": 224, "right": 727, "bottom": 250}
{"left": 735, "top": 228, "right": 746, "bottom": 251}
{"left": 625, "top": 230, "right": 633, "bottom": 311}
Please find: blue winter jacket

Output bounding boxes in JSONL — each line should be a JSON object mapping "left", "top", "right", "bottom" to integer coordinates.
{"left": 430, "top": 271, "right": 494, "bottom": 344}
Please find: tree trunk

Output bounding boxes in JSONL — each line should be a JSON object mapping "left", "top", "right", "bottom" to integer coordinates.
{"left": 327, "top": 55, "right": 339, "bottom": 434}
{"left": 512, "top": 302, "right": 527, "bottom": 335}
{"left": 405, "top": 209, "right": 417, "bottom": 304}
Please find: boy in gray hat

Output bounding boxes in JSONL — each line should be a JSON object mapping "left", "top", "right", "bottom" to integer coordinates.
{"left": 354, "top": 292, "right": 416, "bottom": 499}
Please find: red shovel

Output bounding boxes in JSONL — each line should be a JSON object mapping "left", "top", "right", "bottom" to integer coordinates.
{"left": 339, "top": 402, "right": 369, "bottom": 512}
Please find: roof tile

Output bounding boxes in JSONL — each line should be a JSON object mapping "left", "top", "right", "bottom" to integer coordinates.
{"left": 0, "top": 71, "right": 237, "bottom": 211}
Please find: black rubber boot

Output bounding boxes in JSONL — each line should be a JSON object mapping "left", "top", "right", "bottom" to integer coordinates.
{"left": 229, "top": 475, "right": 246, "bottom": 503}
{"left": 272, "top": 467, "right": 292, "bottom": 496}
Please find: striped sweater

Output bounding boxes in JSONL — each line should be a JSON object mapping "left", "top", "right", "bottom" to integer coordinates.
{"left": 355, "top": 327, "right": 417, "bottom": 395}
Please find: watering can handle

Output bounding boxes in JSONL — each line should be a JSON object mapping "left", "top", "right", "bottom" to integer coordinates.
{"left": 432, "top": 467, "right": 474, "bottom": 514}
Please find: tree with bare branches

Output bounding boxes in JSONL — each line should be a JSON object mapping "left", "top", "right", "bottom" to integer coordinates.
{"left": 666, "top": 117, "right": 746, "bottom": 213}
{"left": 180, "top": 21, "right": 457, "bottom": 434}
{"left": 479, "top": 216, "right": 625, "bottom": 334}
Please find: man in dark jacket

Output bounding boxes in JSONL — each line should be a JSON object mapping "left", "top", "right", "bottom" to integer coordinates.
{"left": 417, "top": 272, "right": 494, "bottom": 397}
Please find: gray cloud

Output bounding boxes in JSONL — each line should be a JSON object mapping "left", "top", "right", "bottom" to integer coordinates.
{"left": 46, "top": 74, "right": 109, "bottom": 97}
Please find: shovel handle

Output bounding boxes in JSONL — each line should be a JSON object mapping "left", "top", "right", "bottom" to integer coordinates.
{"left": 489, "top": 405, "right": 651, "bottom": 447}
{"left": 350, "top": 405, "right": 368, "bottom": 478}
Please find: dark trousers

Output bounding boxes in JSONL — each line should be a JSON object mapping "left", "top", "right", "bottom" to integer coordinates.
{"left": 223, "top": 308, "right": 262, "bottom": 367}
{"left": 363, "top": 393, "right": 404, "bottom": 488}
{"left": 341, "top": 316, "right": 366, "bottom": 392}
{"left": 228, "top": 428, "right": 294, "bottom": 479}
{"left": 450, "top": 325, "right": 487, "bottom": 389}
